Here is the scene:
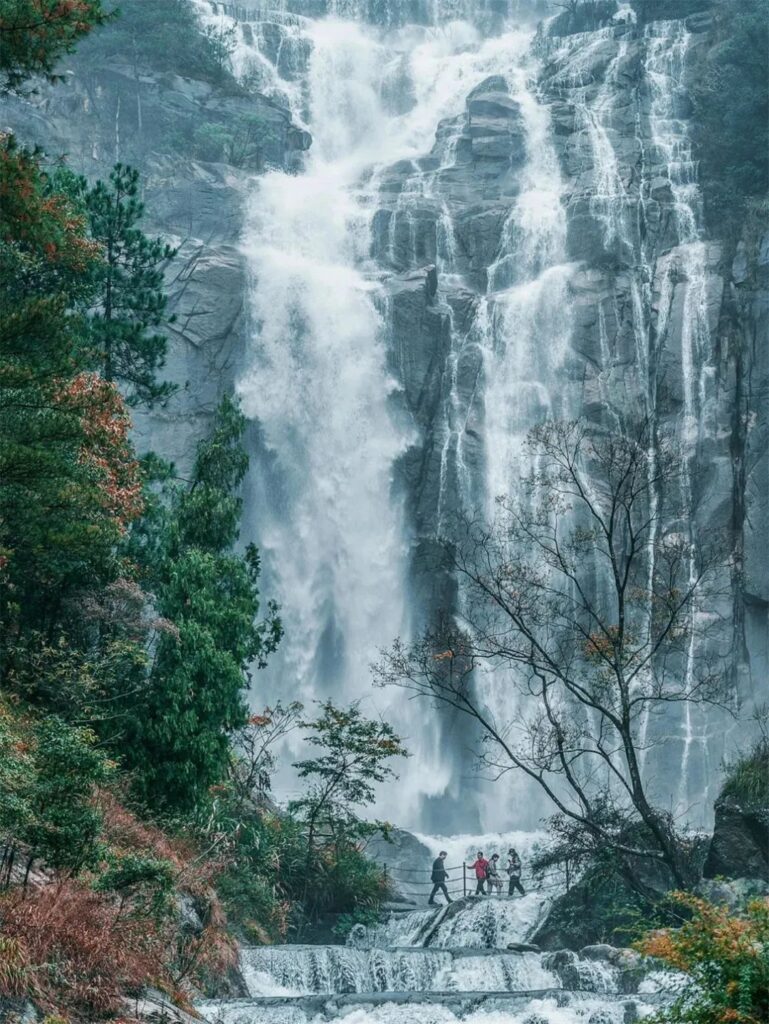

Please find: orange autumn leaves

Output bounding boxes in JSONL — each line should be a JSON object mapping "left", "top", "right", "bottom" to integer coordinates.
{"left": 57, "top": 373, "right": 143, "bottom": 533}
{"left": 0, "top": 138, "right": 99, "bottom": 272}
{"left": 637, "top": 892, "right": 769, "bottom": 1024}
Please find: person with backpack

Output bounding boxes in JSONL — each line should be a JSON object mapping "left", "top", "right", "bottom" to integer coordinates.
{"left": 507, "top": 847, "right": 525, "bottom": 896}
{"left": 428, "top": 850, "right": 452, "bottom": 905}
{"left": 470, "top": 851, "right": 489, "bottom": 895}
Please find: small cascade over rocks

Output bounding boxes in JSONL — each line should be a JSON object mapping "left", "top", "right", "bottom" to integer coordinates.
{"left": 239, "top": 945, "right": 562, "bottom": 996}
{"left": 199, "top": 833, "right": 672, "bottom": 1024}
{"left": 362, "top": 897, "right": 550, "bottom": 952}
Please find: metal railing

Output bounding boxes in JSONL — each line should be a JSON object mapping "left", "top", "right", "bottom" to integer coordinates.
{"left": 376, "top": 862, "right": 556, "bottom": 901}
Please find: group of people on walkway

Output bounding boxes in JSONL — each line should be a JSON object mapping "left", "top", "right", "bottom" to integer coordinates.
{"left": 428, "top": 848, "right": 525, "bottom": 904}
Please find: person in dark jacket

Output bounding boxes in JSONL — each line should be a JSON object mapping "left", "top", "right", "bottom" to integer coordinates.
{"left": 506, "top": 847, "right": 525, "bottom": 896}
{"left": 428, "top": 850, "right": 451, "bottom": 905}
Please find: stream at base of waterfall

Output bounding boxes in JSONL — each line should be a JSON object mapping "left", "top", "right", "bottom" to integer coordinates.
{"left": 197, "top": 831, "right": 682, "bottom": 1024}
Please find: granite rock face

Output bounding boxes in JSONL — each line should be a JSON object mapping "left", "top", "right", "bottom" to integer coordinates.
{"left": 362, "top": 5, "right": 769, "bottom": 820}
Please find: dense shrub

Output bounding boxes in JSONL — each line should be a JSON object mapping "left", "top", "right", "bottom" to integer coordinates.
{"left": 206, "top": 793, "right": 392, "bottom": 943}
{"left": 77, "top": 0, "right": 237, "bottom": 88}
{"left": 0, "top": 880, "right": 168, "bottom": 1017}
{"left": 638, "top": 893, "right": 769, "bottom": 1024}
{"left": 721, "top": 738, "right": 769, "bottom": 809}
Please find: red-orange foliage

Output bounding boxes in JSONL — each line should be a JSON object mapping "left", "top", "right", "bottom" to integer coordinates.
{"left": 636, "top": 893, "right": 769, "bottom": 1024}
{"left": 56, "top": 373, "right": 143, "bottom": 532}
{"left": 0, "top": 793, "right": 239, "bottom": 1019}
{"left": 0, "top": 136, "right": 99, "bottom": 272}
{"left": 0, "top": 880, "right": 168, "bottom": 1018}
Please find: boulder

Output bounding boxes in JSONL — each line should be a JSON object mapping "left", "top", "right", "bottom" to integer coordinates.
{"left": 123, "top": 990, "right": 201, "bottom": 1024}
{"left": 0, "top": 1000, "right": 38, "bottom": 1024}
{"left": 697, "top": 877, "right": 769, "bottom": 911}
{"left": 703, "top": 797, "right": 769, "bottom": 881}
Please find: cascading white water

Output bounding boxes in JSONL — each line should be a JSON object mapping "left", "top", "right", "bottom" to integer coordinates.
{"left": 213, "top": 1, "right": 543, "bottom": 821}
{"left": 187, "top": 0, "right": 734, "bottom": 830}
{"left": 643, "top": 20, "right": 721, "bottom": 815}
{"left": 239, "top": 945, "right": 563, "bottom": 996}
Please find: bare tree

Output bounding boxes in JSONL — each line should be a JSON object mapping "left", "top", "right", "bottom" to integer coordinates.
{"left": 376, "top": 420, "right": 732, "bottom": 890}
{"left": 228, "top": 701, "right": 304, "bottom": 810}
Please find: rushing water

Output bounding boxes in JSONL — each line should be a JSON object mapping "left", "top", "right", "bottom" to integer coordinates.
{"left": 198, "top": 828, "right": 664, "bottom": 1024}
{"left": 189, "top": 0, "right": 734, "bottom": 828}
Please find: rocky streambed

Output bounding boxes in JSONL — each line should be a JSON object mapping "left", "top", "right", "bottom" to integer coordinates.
{"left": 198, "top": 894, "right": 682, "bottom": 1024}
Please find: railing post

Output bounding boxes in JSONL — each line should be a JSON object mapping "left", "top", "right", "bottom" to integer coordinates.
{"left": 463, "top": 862, "right": 467, "bottom": 897}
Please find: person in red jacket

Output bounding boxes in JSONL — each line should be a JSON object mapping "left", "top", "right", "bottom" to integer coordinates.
{"left": 470, "top": 851, "right": 489, "bottom": 895}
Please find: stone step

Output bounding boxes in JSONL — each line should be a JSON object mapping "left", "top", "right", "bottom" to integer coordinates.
{"left": 198, "top": 989, "right": 663, "bottom": 1023}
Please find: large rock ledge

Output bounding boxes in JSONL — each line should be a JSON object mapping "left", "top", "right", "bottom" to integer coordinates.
{"left": 703, "top": 796, "right": 769, "bottom": 882}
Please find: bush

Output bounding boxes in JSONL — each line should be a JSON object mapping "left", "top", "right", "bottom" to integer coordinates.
{"left": 688, "top": 0, "right": 769, "bottom": 222}
{"left": 637, "top": 893, "right": 769, "bottom": 1024}
{"left": 721, "top": 738, "right": 769, "bottom": 809}
{"left": 0, "top": 880, "right": 168, "bottom": 1017}
{"left": 77, "top": 0, "right": 237, "bottom": 88}
{"left": 0, "top": 706, "right": 114, "bottom": 877}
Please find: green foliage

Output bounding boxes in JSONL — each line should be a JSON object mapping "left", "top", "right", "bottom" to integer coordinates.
{"left": 191, "top": 114, "right": 278, "bottom": 169}
{"left": 0, "top": 137, "right": 144, "bottom": 663}
{"left": 70, "top": 163, "right": 177, "bottom": 406}
{"left": 77, "top": 0, "right": 236, "bottom": 88}
{"left": 0, "top": 0, "right": 108, "bottom": 92}
{"left": 290, "top": 701, "right": 407, "bottom": 854}
{"left": 118, "top": 396, "right": 282, "bottom": 812}
{"left": 204, "top": 784, "right": 390, "bottom": 941}
{"left": 0, "top": 708, "right": 113, "bottom": 874}
{"left": 93, "top": 851, "right": 175, "bottom": 920}
{"left": 22, "top": 717, "right": 113, "bottom": 872}
{"left": 689, "top": 0, "right": 769, "bottom": 221}
{"left": 721, "top": 737, "right": 769, "bottom": 809}
{"left": 332, "top": 907, "right": 382, "bottom": 939}
{"left": 638, "top": 893, "right": 769, "bottom": 1024}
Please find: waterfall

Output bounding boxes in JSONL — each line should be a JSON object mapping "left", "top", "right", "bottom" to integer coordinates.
{"left": 187, "top": 0, "right": 738, "bottom": 829}
{"left": 217, "top": 0, "right": 542, "bottom": 822}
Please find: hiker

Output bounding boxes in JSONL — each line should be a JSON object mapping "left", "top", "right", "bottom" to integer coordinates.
{"left": 428, "top": 851, "right": 452, "bottom": 905}
{"left": 507, "top": 847, "right": 525, "bottom": 896}
{"left": 487, "top": 853, "right": 503, "bottom": 895}
{"left": 470, "top": 851, "right": 489, "bottom": 895}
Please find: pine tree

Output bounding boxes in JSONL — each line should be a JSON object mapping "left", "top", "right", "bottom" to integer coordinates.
{"left": 85, "top": 163, "right": 178, "bottom": 406}
{"left": 0, "top": 138, "right": 143, "bottom": 654}
{"left": 0, "top": 0, "right": 107, "bottom": 93}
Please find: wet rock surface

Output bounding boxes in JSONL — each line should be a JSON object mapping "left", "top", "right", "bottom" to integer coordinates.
{"left": 703, "top": 796, "right": 769, "bottom": 881}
